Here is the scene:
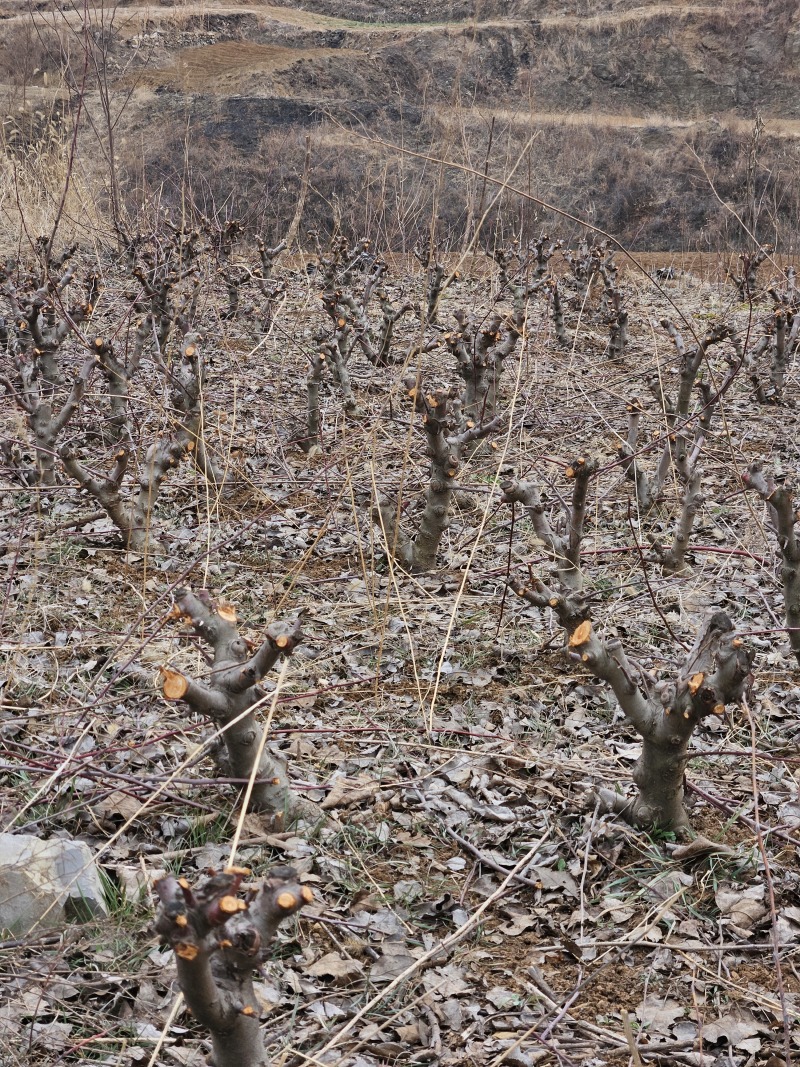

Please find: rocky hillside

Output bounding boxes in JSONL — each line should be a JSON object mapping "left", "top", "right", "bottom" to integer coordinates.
{"left": 1, "top": 0, "right": 799, "bottom": 246}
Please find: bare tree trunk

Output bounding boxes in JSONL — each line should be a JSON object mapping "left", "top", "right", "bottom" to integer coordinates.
{"left": 7, "top": 354, "right": 95, "bottom": 485}
{"left": 284, "top": 135, "right": 311, "bottom": 248}
{"left": 490, "top": 235, "right": 559, "bottom": 313}
{"left": 604, "top": 286, "right": 628, "bottom": 360}
{"left": 747, "top": 273, "right": 799, "bottom": 404}
{"left": 412, "top": 386, "right": 503, "bottom": 572}
{"left": 414, "top": 235, "right": 449, "bottom": 325}
{"left": 446, "top": 310, "right": 523, "bottom": 421}
{"left": 620, "top": 323, "right": 738, "bottom": 510}
{"left": 618, "top": 399, "right": 670, "bottom": 510}
{"left": 650, "top": 468, "right": 704, "bottom": 575}
{"left": 169, "top": 334, "right": 234, "bottom": 493}
{"left": 154, "top": 866, "right": 312, "bottom": 1067}
{"left": 512, "top": 579, "right": 754, "bottom": 832}
{"left": 161, "top": 589, "right": 317, "bottom": 822}
{"left": 730, "top": 245, "right": 772, "bottom": 299}
{"left": 547, "top": 280, "right": 568, "bottom": 347}
{"left": 373, "top": 380, "right": 504, "bottom": 572}
{"left": 1, "top": 252, "right": 92, "bottom": 484}
{"left": 743, "top": 463, "right": 800, "bottom": 667}
{"left": 61, "top": 436, "right": 184, "bottom": 551}
{"left": 502, "top": 456, "right": 597, "bottom": 590}
{"left": 298, "top": 350, "right": 324, "bottom": 454}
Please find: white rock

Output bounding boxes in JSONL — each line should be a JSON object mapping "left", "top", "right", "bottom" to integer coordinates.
{"left": 0, "top": 833, "right": 108, "bottom": 935}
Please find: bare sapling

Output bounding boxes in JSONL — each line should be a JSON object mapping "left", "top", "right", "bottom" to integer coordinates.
{"left": 100, "top": 233, "right": 200, "bottom": 449}
{"left": 444, "top": 308, "right": 524, "bottom": 420}
{"left": 620, "top": 320, "right": 739, "bottom": 509}
{"left": 543, "top": 242, "right": 620, "bottom": 351}
{"left": 544, "top": 278, "right": 569, "bottom": 347}
{"left": 562, "top": 237, "right": 616, "bottom": 301}
{"left": 560, "top": 238, "right": 628, "bottom": 357}
{"left": 315, "top": 235, "right": 412, "bottom": 368}
{"left": 336, "top": 261, "right": 414, "bottom": 368}
{"left": 91, "top": 321, "right": 150, "bottom": 447}
{"left": 561, "top": 237, "right": 593, "bottom": 291}
{"left": 747, "top": 268, "right": 799, "bottom": 404}
{"left": 168, "top": 331, "right": 233, "bottom": 492}
{"left": 649, "top": 466, "right": 704, "bottom": 575}
{"left": 414, "top": 233, "right": 450, "bottom": 325}
{"left": 211, "top": 219, "right": 248, "bottom": 320}
{"left": 368, "top": 282, "right": 415, "bottom": 367}
{"left": 125, "top": 222, "right": 204, "bottom": 356}
{"left": 0, "top": 246, "right": 94, "bottom": 485}
{"left": 619, "top": 397, "right": 672, "bottom": 511}
{"left": 306, "top": 235, "right": 409, "bottom": 420}
{"left": 729, "top": 244, "right": 773, "bottom": 300}
{"left": 60, "top": 431, "right": 184, "bottom": 552}
{"left": 511, "top": 577, "right": 754, "bottom": 832}
{"left": 160, "top": 588, "right": 314, "bottom": 822}
{"left": 311, "top": 232, "right": 374, "bottom": 290}
{"left": 298, "top": 348, "right": 325, "bottom": 454}
{"left": 502, "top": 456, "right": 597, "bottom": 590}
{"left": 251, "top": 237, "right": 287, "bottom": 329}
{"left": 154, "top": 865, "right": 312, "bottom": 1067}
{"left": 657, "top": 319, "right": 740, "bottom": 422}
{"left": 61, "top": 333, "right": 222, "bottom": 550}
{"left": 742, "top": 462, "right": 800, "bottom": 667}
{"left": 373, "top": 376, "right": 504, "bottom": 571}
{"left": 213, "top": 223, "right": 288, "bottom": 324}
{"left": 602, "top": 282, "right": 628, "bottom": 361}
{"left": 302, "top": 235, "right": 394, "bottom": 422}
{"left": 125, "top": 227, "right": 234, "bottom": 491}
{"left": 255, "top": 237, "right": 287, "bottom": 293}
{"left": 314, "top": 325, "right": 358, "bottom": 416}
{"left": 490, "top": 234, "right": 560, "bottom": 314}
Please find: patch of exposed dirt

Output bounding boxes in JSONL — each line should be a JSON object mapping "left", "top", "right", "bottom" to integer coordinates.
{"left": 129, "top": 40, "right": 366, "bottom": 92}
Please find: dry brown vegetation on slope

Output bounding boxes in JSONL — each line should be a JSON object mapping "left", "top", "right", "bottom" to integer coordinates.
{"left": 1, "top": 0, "right": 799, "bottom": 247}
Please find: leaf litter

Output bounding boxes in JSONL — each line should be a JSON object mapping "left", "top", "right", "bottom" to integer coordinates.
{"left": 1, "top": 252, "right": 799, "bottom": 1067}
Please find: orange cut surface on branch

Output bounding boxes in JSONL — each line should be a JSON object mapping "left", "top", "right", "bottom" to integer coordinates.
{"left": 569, "top": 620, "right": 592, "bottom": 648}
{"left": 277, "top": 891, "right": 298, "bottom": 911}
{"left": 688, "top": 672, "right": 705, "bottom": 695}
{"left": 161, "top": 667, "right": 188, "bottom": 700}
{"left": 220, "top": 895, "right": 247, "bottom": 915}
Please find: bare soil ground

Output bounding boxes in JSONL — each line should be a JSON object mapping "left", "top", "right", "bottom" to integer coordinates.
{"left": 129, "top": 41, "right": 367, "bottom": 92}
{"left": 1, "top": 241, "right": 799, "bottom": 1066}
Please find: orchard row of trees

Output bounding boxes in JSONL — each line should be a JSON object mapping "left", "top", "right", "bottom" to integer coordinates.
{"left": 2, "top": 220, "right": 798, "bottom": 1064}
{"left": 2, "top": 224, "right": 798, "bottom": 801}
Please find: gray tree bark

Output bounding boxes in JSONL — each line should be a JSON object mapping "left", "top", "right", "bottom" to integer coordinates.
{"left": 1, "top": 253, "right": 92, "bottom": 484}
{"left": 743, "top": 462, "right": 800, "bottom": 667}
{"left": 162, "top": 589, "right": 316, "bottom": 822}
{"left": 154, "top": 866, "right": 312, "bottom": 1067}
{"left": 512, "top": 578, "right": 754, "bottom": 832}
{"left": 373, "top": 379, "right": 504, "bottom": 572}
{"left": 502, "top": 456, "right": 597, "bottom": 591}
{"left": 446, "top": 309, "right": 523, "bottom": 421}
{"left": 650, "top": 467, "right": 704, "bottom": 575}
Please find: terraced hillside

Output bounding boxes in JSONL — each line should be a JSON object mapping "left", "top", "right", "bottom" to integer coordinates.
{"left": 1, "top": 0, "right": 799, "bottom": 245}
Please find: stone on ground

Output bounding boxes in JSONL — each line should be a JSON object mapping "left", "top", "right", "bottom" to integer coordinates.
{"left": 0, "top": 833, "right": 108, "bottom": 935}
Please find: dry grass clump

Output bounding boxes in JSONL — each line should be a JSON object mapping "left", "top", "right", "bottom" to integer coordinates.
{"left": 0, "top": 100, "right": 110, "bottom": 253}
